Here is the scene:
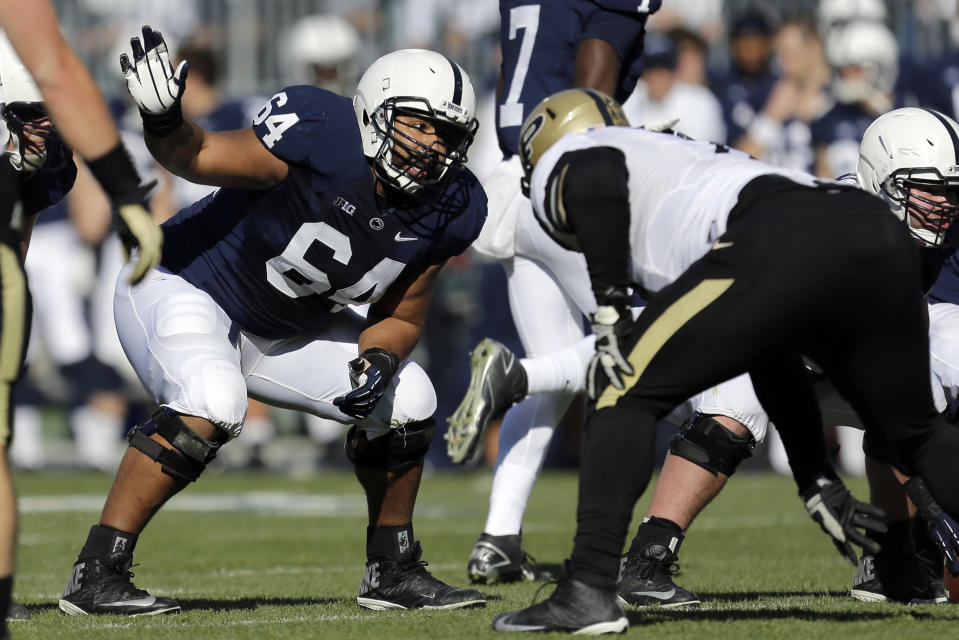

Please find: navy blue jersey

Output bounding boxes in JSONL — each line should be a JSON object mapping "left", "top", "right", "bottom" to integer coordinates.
{"left": 928, "top": 249, "right": 959, "bottom": 304}
{"left": 708, "top": 66, "right": 778, "bottom": 146}
{"left": 161, "top": 86, "right": 487, "bottom": 339}
{"left": 496, "top": 0, "right": 657, "bottom": 157}
{"left": 809, "top": 101, "right": 877, "bottom": 178}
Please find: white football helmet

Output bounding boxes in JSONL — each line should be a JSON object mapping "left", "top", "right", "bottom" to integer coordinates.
{"left": 817, "top": 0, "right": 888, "bottom": 35}
{"left": 826, "top": 20, "right": 898, "bottom": 108}
{"left": 0, "top": 30, "right": 56, "bottom": 173}
{"left": 857, "top": 107, "right": 959, "bottom": 247}
{"left": 353, "top": 49, "right": 478, "bottom": 196}
{"left": 282, "top": 14, "right": 360, "bottom": 97}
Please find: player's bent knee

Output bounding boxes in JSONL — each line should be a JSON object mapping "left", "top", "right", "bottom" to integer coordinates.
{"left": 344, "top": 418, "right": 435, "bottom": 473}
{"left": 128, "top": 408, "right": 228, "bottom": 482}
{"left": 391, "top": 362, "right": 437, "bottom": 423}
{"left": 669, "top": 413, "right": 756, "bottom": 476}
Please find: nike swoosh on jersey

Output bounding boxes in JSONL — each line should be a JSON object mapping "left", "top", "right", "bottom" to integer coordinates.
{"left": 394, "top": 232, "right": 418, "bottom": 242}
{"left": 711, "top": 240, "right": 734, "bottom": 250}
{"left": 100, "top": 596, "right": 158, "bottom": 607}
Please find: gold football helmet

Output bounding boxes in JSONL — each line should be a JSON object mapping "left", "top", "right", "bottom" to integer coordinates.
{"left": 518, "top": 88, "right": 629, "bottom": 191}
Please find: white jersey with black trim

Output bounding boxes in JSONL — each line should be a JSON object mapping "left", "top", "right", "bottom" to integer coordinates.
{"left": 528, "top": 126, "right": 821, "bottom": 293}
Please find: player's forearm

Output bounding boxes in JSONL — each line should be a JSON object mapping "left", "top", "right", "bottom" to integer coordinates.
{"left": 145, "top": 119, "right": 207, "bottom": 182}
{"left": 358, "top": 317, "right": 423, "bottom": 362}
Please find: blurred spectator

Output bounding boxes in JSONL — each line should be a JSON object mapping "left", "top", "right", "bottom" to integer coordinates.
{"left": 710, "top": 9, "right": 779, "bottom": 147}
{"left": 647, "top": 0, "right": 723, "bottom": 45}
{"left": 622, "top": 31, "right": 725, "bottom": 143}
{"left": 810, "top": 19, "right": 898, "bottom": 179}
{"left": 733, "top": 14, "right": 829, "bottom": 172}
{"left": 669, "top": 27, "right": 711, "bottom": 87}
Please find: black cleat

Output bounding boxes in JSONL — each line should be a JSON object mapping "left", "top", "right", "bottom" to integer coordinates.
{"left": 5, "top": 601, "right": 29, "bottom": 621}
{"left": 59, "top": 557, "right": 181, "bottom": 616}
{"left": 617, "top": 544, "right": 701, "bottom": 608}
{"left": 492, "top": 576, "right": 627, "bottom": 634}
{"left": 357, "top": 541, "right": 486, "bottom": 610}
{"left": 467, "top": 533, "right": 554, "bottom": 584}
{"left": 446, "top": 338, "right": 528, "bottom": 464}
{"left": 850, "top": 552, "right": 947, "bottom": 604}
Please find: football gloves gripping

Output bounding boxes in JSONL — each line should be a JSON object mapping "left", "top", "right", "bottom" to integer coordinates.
{"left": 333, "top": 348, "right": 401, "bottom": 420}
{"left": 120, "top": 26, "right": 189, "bottom": 136}
{"left": 903, "top": 476, "right": 959, "bottom": 576}
{"left": 801, "top": 473, "right": 887, "bottom": 566}
{"left": 587, "top": 289, "right": 634, "bottom": 401}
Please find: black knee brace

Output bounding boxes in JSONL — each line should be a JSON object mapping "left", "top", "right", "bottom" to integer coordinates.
{"left": 668, "top": 413, "right": 755, "bottom": 476}
{"left": 128, "top": 408, "right": 225, "bottom": 482}
{"left": 344, "top": 418, "right": 435, "bottom": 473}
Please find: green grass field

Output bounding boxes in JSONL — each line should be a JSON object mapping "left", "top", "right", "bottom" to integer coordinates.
{"left": 8, "top": 467, "right": 958, "bottom": 639}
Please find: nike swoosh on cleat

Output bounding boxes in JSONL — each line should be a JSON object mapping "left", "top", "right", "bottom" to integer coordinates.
{"left": 100, "top": 597, "right": 158, "bottom": 607}
{"left": 633, "top": 589, "right": 675, "bottom": 600}
{"left": 394, "top": 232, "right": 418, "bottom": 242}
{"left": 711, "top": 240, "right": 734, "bottom": 250}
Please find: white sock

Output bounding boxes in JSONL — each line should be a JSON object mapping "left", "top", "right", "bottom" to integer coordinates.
{"left": 765, "top": 425, "right": 791, "bottom": 476}
{"left": 484, "top": 392, "right": 573, "bottom": 535}
{"left": 521, "top": 336, "right": 594, "bottom": 395}
{"left": 11, "top": 406, "right": 44, "bottom": 470}
{"left": 72, "top": 406, "right": 123, "bottom": 472}
{"left": 242, "top": 415, "right": 275, "bottom": 446}
{"left": 836, "top": 426, "right": 866, "bottom": 476}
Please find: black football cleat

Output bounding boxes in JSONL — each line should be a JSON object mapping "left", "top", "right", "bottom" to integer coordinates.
{"left": 850, "top": 552, "right": 947, "bottom": 604}
{"left": 467, "top": 533, "right": 554, "bottom": 584}
{"left": 357, "top": 541, "right": 486, "bottom": 610}
{"left": 617, "top": 543, "right": 701, "bottom": 608}
{"left": 59, "top": 557, "right": 181, "bottom": 616}
{"left": 492, "top": 576, "right": 627, "bottom": 634}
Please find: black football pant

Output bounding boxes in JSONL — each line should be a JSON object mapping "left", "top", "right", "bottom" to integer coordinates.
{"left": 569, "top": 177, "right": 953, "bottom": 590}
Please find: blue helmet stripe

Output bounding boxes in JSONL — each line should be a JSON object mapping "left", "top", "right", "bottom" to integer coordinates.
{"left": 922, "top": 107, "right": 959, "bottom": 165}
{"left": 445, "top": 56, "right": 463, "bottom": 106}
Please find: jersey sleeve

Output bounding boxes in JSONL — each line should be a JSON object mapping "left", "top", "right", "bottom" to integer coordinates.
{"left": 582, "top": 3, "right": 650, "bottom": 63}
{"left": 252, "top": 85, "right": 361, "bottom": 175}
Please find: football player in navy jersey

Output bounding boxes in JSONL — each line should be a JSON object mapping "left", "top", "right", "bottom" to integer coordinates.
{"left": 445, "top": 0, "right": 659, "bottom": 586}
{"left": 810, "top": 20, "right": 899, "bottom": 179}
{"left": 58, "top": 27, "right": 488, "bottom": 616}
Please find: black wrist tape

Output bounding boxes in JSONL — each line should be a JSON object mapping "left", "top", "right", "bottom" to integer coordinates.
{"left": 85, "top": 143, "right": 142, "bottom": 204}
{"left": 140, "top": 102, "right": 184, "bottom": 138}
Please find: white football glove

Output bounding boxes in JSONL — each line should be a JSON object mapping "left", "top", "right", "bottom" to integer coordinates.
{"left": 586, "top": 303, "right": 635, "bottom": 400}
{"left": 119, "top": 26, "right": 189, "bottom": 117}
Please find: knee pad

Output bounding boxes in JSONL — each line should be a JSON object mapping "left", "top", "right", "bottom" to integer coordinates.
{"left": 669, "top": 413, "right": 756, "bottom": 477}
{"left": 128, "top": 408, "right": 226, "bottom": 482}
{"left": 344, "top": 418, "right": 435, "bottom": 473}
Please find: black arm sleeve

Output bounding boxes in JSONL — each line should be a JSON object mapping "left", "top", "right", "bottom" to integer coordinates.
{"left": 553, "top": 146, "right": 632, "bottom": 304}
{"left": 749, "top": 353, "right": 835, "bottom": 490}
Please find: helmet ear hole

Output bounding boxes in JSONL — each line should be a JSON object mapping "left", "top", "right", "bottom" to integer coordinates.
{"left": 363, "top": 110, "right": 370, "bottom": 127}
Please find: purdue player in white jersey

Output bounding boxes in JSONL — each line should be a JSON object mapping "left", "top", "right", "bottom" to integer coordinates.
{"left": 491, "top": 89, "right": 959, "bottom": 635}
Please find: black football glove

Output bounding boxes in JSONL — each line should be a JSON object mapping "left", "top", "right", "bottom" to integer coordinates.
{"left": 903, "top": 476, "right": 959, "bottom": 577}
{"left": 587, "top": 289, "right": 634, "bottom": 401}
{"left": 801, "top": 474, "right": 887, "bottom": 566}
{"left": 333, "top": 348, "right": 400, "bottom": 420}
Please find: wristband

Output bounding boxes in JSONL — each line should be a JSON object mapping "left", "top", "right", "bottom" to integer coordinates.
{"left": 85, "top": 143, "right": 142, "bottom": 204}
{"left": 140, "top": 103, "right": 184, "bottom": 138}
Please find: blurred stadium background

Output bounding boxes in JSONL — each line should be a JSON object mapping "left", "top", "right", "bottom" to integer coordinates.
{"left": 13, "top": 0, "right": 959, "bottom": 476}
